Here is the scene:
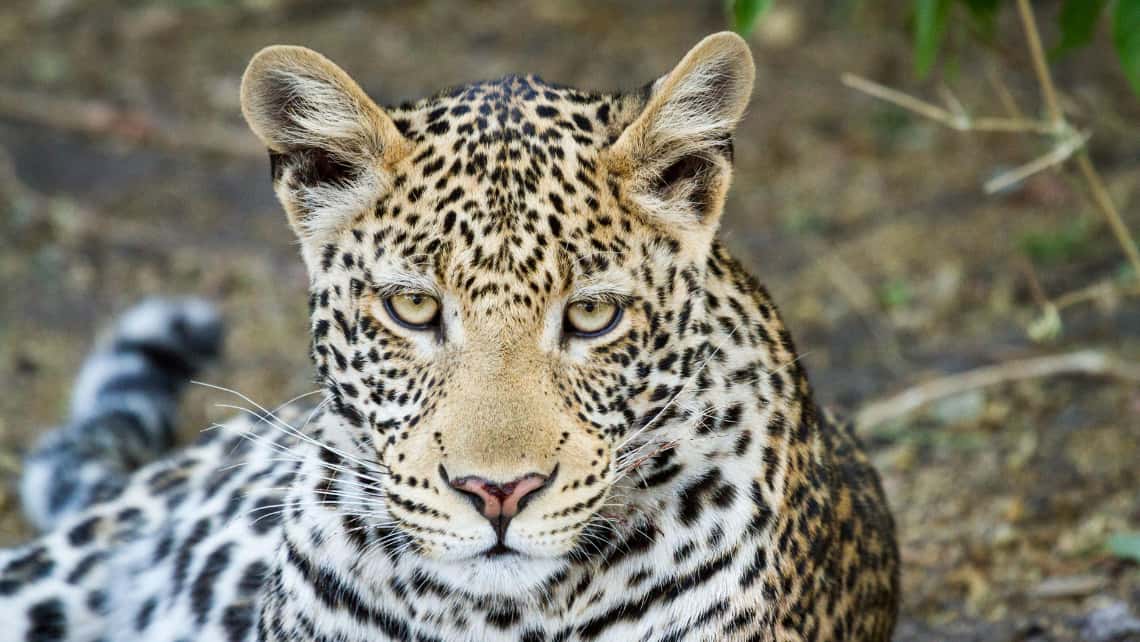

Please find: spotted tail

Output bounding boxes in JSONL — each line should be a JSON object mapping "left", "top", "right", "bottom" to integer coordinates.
{"left": 19, "top": 298, "right": 224, "bottom": 531}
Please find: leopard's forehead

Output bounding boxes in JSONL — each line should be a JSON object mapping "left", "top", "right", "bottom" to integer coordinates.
{"left": 348, "top": 75, "right": 653, "bottom": 312}
{"left": 387, "top": 74, "right": 639, "bottom": 149}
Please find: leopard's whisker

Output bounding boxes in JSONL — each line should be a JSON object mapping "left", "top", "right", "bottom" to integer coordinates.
{"left": 196, "top": 381, "right": 387, "bottom": 473}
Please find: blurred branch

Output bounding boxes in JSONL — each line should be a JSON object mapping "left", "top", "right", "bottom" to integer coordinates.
{"left": 0, "top": 87, "right": 260, "bottom": 159}
{"left": 840, "top": 74, "right": 1055, "bottom": 134}
{"left": 855, "top": 349, "right": 1140, "bottom": 430}
{"left": 1074, "top": 151, "right": 1140, "bottom": 275}
{"left": 1052, "top": 277, "right": 1140, "bottom": 311}
{"left": 983, "top": 129, "right": 1090, "bottom": 194}
{"left": 1014, "top": 0, "right": 1063, "bottom": 127}
{"left": 1012, "top": 0, "right": 1140, "bottom": 276}
{"left": 841, "top": 0, "right": 1140, "bottom": 339}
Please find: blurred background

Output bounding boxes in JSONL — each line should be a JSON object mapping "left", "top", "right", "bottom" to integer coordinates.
{"left": 0, "top": 1, "right": 1138, "bottom": 639}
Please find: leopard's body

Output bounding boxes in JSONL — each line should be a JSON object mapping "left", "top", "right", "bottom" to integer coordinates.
{"left": 0, "top": 33, "right": 898, "bottom": 641}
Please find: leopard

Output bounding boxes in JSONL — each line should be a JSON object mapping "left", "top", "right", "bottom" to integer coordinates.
{"left": 0, "top": 32, "right": 898, "bottom": 641}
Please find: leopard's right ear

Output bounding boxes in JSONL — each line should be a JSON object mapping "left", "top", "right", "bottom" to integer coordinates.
{"left": 607, "top": 33, "right": 752, "bottom": 247}
{"left": 241, "top": 46, "right": 411, "bottom": 264}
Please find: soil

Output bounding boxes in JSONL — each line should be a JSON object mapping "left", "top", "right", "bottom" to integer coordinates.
{"left": 1, "top": 1, "right": 1138, "bottom": 639}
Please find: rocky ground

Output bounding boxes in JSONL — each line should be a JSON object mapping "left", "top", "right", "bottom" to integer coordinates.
{"left": 1, "top": 1, "right": 1138, "bottom": 639}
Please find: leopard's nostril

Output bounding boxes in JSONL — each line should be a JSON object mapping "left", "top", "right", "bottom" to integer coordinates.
{"left": 447, "top": 472, "right": 550, "bottom": 522}
{"left": 439, "top": 465, "right": 484, "bottom": 515}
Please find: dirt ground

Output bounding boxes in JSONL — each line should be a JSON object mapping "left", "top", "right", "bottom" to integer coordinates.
{"left": 1, "top": 1, "right": 1138, "bottom": 639}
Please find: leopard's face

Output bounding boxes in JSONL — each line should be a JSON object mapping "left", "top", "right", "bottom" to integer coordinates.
{"left": 241, "top": 35, "right": 754, "bottom": 576}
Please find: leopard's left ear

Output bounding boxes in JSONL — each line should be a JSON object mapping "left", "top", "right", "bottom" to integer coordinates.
{"left": 609, "top": 32, "right": 754, "bottom": 239}
{"left": 240, "top": 45, "right": 412, "bottom": 268}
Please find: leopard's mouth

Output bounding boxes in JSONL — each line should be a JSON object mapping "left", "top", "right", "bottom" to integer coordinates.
{"left": 481, "top": 543, "right": 520, "bottom": 559}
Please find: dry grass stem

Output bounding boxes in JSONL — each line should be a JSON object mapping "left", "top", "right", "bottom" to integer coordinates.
{"left": 1075, "top": 152, "right": 1140, "bottom": 274}
{"left": 1013, "top": 0, "right": 1140, "bottom": 277}
{"left": 840, "top": 73, "right": 1055, "bottom": 134}
{"left": 1016, "top": 257, "right": 1050, "bottom": 309}
{"left": 1053, "top": 278, "right": 1140, "bottom": 311}
{"left": 842, "top": 0, "right": 1140, "bottom": 330}
{"left": 983, "top": 129, "right": 1090, "bottom": 194}
{"left": 855, "top": 349, "right": 1140, "bottom": 430}
{"left": 1015, "top": 0, "right": 1063, "bottom": 126}
{"left": 985, "top": 63, "right": 1027, "bottom": 121}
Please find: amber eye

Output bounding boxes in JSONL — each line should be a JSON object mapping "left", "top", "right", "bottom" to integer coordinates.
{"left": 565, "top": 300, "right": 622, "bottom": 337}
{"left": 384, "top": 293, "right": 441, "bottom": 330}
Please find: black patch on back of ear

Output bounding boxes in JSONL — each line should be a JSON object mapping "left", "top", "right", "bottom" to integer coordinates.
{"left": 297, "top": 148, "right": 357, "bottom": 186}
{"left": 649, "top": 135, "right": 732, "bottom": 220}
{"left": 272, "top": 147, "right": 358, "bottom": 187}
{"left": 654, "top": 154, "right": 716, "bottom": 218}
{"left": 269, "top": 151, "right": 286, "bottom": 181}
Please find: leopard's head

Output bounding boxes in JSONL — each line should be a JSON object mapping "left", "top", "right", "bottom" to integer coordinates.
{"left": 241, "top": 33, "right": 754, "bottom": 586}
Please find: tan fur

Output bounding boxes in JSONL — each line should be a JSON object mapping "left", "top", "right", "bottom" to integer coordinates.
{"left": 3, "top": 33, "right": 896, "bottom": 642}
{"left": 241, "top": 45, "right": 409, "bottom": 162}
{"left": 607, "top": 33, "right": 753, "bottom": 238}
{"left": 241, "top": 46, "right": 413, "bottom": 264}
{"left": 238, "top": 32, "right": 896, "bottom": 638}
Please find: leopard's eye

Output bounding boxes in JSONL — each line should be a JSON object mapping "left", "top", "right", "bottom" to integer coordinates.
{"left": 565, "top": 300, "right": 622, "bottom": 337}
{"left": 384, "top": 293, "right": 440, "bottom": 330}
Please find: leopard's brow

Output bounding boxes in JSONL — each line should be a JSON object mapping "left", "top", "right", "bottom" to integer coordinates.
{"left": 372, "top": 264, "right": 440, "bottom": 295}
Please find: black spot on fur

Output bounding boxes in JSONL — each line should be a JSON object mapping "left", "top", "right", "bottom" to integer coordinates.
{"left": 25, "top": 598, "right": 67, "bottom": 642}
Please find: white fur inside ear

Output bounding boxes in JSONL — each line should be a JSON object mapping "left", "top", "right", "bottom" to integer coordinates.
{"left": 242, "top": 46, "right": 394, "bottom": 158}
{"left": 241, "top": 46, "right": 410, "bottom": 254}
{"left": 261, "top": 67, "right": 381, "bottom": 156}
{"left": 629, "top": 156, "right": 729, "bottom": 232}
{"left": 614, "top": 33, "right": 754, "bottom": 232}
{"left": 642, "top": 56, "right": 743, "bottom": 161}
{"left": 286, "top": 169, "right": 385, "bottom": 242}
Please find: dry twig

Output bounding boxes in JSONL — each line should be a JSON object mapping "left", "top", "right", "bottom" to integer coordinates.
{"left": 840, "top": 73, "right": 1055, "bottom": 134}
{"left": 855, "top": 349, "right": 1140, "bottom": 430}
{"left": 1011, "top": 0, "right": 1140, "bottom": 276}
{"left": 1052, "top": 277, "right": 1140, "bottom": 311}
{"left": 984, "top": 128, "right": 1090, "bottom": 194}
{"left": 841, "top": 0, "right": 1140, "bottom": 335}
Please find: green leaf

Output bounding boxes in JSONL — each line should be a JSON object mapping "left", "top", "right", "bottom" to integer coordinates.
{"left": 1054, "top": 0, "right": 1108, "bottom": 57}
{"left": 1018, "top": 217, "right": 1094, "bottom": 265}
{"left": 879, "top": 278, "right": 914, "bottom": 309}
{"left": 959, "top": 0, "right": 1000, "bottom": 13}
{"left": 1107, "top": 532, "right": 1140, "bottom": 563}
{"left": 960, "top": 0, "right": 1002, "bottom": 35}
{"left": 730, "top": 0, "right": 773, "bottom": 36}
{"left": 914, "top": 0, "right": 953, "bottom": 78}
{"left": 1113, "top": 0, "right": 1140, "bottom": 95}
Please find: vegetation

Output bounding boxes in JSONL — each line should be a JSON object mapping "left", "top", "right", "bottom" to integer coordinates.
{"left": 732, "top": 0, "right": 1140, "bottom": 93}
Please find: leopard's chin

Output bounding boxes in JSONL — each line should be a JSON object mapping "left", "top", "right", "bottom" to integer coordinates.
{"left": 418, "top": 553, "right": 569, "bottom": 598}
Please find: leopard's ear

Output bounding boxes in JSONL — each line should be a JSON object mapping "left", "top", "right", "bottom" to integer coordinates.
{"left": 241, "top": 46, "right": 411, "bottom": 266}
{"left": 609, "top": 32, "right": 753, "bottom": 241}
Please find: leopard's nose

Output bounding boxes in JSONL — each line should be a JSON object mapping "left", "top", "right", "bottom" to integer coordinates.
{"left": 445, "top": 470, "right": 551, "bottom": 521}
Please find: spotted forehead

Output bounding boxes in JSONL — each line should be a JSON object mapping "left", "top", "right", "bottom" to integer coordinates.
{"left": 359, "top": 75, "right": 649, "bottom": 305}
{"left": 388, "top": 74, "right": 638, "bottom": 147}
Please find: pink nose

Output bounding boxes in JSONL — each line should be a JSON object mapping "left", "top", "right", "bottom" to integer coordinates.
{"left": 449, "top": 473, "right": 549, "bottom": 521}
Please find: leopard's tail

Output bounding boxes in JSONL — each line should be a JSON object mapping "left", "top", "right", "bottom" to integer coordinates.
{"left": 19, "top": 298, "right": 224, "bottom": 531}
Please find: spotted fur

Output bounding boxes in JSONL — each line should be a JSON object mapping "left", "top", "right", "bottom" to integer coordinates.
{"left": 0, "top": 33, "right": 898, "bottom": 641}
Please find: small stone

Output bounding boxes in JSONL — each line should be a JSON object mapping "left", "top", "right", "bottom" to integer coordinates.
{"left": 1080, "top": 601, "right": 1140, "bottom": 642}
{"left": 1028, "top": 574, "right": 1106, "bottom": 599}
{"left": 752, "top": 6, "right": 803, "bottom": 49}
